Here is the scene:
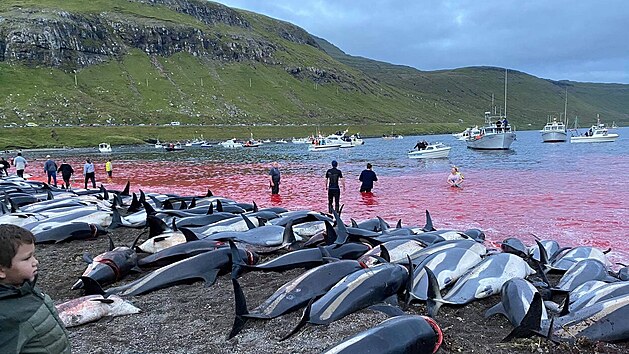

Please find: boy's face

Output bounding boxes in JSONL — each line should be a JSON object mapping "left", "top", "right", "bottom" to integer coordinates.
{"left": 0, "top": 243, "right": 38, "bottom": 286}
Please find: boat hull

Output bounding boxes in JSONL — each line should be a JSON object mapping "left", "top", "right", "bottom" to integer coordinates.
{"left": 570, "top": 134, "right": 619, "bottom": 143}
{"left": 408, "top": 148, "right": 451, "bottom": 159}
{"left": 308, "top": 144, "right": 341, "bottom": 152}
{"left": 541, "top": 131, "right": 568, "bottom": 143}
{"left": 466, "top": 133, "right": 516, "bottom": 150}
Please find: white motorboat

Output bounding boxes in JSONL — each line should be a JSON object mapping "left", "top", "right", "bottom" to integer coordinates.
{"left": 382, "top": 134, "right": 403, "bottom": 140}
{"left": 466, "top": 70, "right": 516, "bottom": 150}
{"left": 408, "top": 142, "right": 451, "bottom": 159}
{"left": 184, "top": 138, "right": 206, "bottom": 147}
{"left": 325, "top": 129, "right": 364, "bottom": 147}
{"left": 164, "top": 143, "right": 184, "bottom": 151}
{"left": 454, "top": 126, "right": 481, "bottom": 141}
{"left": 243, "top": 140, "right": 263, "bottom": 148}
{"left": 541, "top": 119, "right": 568, "bottom": 143}
{"left": 307, "top": 139, "right": 341, "bottom": 151}
{"left": 200, "top": 142, "right": 213, "bottom": 148}
{"left": 275, "top": 139, "right": 288, "bottom": 144}
{"left": 291, "top": 137, "right": 310, "bottom": 144}
{"left": 570, "top": 121, "right": 619, "bottom": 143}
{"left": 220, "top": 139, "right": 243, "bottom": 148}
{"left": 98, "top": 143, "right": 112, "bottom": 153}
{"left": 154, "top": 139, "right": 163, "bottom": 149}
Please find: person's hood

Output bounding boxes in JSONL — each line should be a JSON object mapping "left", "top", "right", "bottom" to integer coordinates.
{"left": 0, "top": 277, "right": 37, "bottom": 299}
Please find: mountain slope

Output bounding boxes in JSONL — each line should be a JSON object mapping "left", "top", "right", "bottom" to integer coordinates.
{"left": 0, "top": 0, "right": 627, "bottom": 129}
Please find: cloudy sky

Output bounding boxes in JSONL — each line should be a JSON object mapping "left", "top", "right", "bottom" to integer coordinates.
{"left": 214, "top": 0, "right": 629, "bottom": 84}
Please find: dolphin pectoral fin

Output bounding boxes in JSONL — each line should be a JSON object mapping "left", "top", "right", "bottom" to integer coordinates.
{"left": 280, "top": 297, "right": 314, "bottom": 342}
{"left": 368, "top": 303, "right": 406, "bottom": 318}
{"left": 201, "top": 269, "right": 220, "bottom": 287}
{"left": 559, "top": 293, "right": 570, "bottom": 316}
{"left": 227, "top": 278, "right": 250, "bottom": 339}
{"left": 90, "top": 298, "right": 115, "bottom": 304}
{"left": 484, "top": 303, "right": 506, "bottom": 319}
{"left": 502, "top": 293, "right": 543, "bottom": 342}
{"left": 82, "top": 253, "right": 94, "bottom": 264}
{"left": 71, "top": 279, "right": 84, "bottom": 290}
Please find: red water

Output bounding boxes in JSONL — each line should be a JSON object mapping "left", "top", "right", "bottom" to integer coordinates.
{"left": 30, "top": 155, "right": 628, "bottom": 265}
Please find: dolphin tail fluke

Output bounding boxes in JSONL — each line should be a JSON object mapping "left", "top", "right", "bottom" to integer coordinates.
{"left": 227, "top": 277, "right": 250, "bottom": 339}
{"left": 422, "top": 210, "right": 436, "bottom": 232}
{"left": 201, "top": 269, "right": 220, "bottom": 287}
{"left": 502, "top": 293, "right": 543, "bottom": 342}
{"left": 80, "top": 276, "right": 106, "bottom": 296}
{"left": 280, "top": 298, "right": 314, "bottom": 341}
{"left": 425, "top": 266, "right": 444, "bottom": 317}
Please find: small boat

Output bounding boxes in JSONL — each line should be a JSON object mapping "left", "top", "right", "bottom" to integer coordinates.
{"left": 219, "top": 139, "right": 243, "bottom": 148}
{"left": 541, "top": 118, "right": 568, "bottom": 143}
{"left": 570, "top": 118, "right": 619, "bottom": 143}
{"left": 98, "top": 143, "right": 112, "bottom": 153}
{"left": 164, "top": 143, "right": 184, "bottom": 151}
{"left": 262, "top": 139, "right": 271, "bottom": 143}
{"left": 291, "top": 137, "right": 310, "bottom": 144}
{"left": 453, "top": 126, "right": 480, "bottom": 141}
{"left": 325, "top": 129, "right": 364, "bottom": 148}
{"left": 154, "top": 139, "right": 163, "bottom": 149}
{"left": 275, "top": 139, "right": 288, "bottom": 144}
{"left": 382, "top": 134, "right": 403, "bottom": 140}
{"left": 408, "top": 142, "right": 451, "bottom": 159}
{"left": 200, "top": 142, "right": 213, "bottom": 148}
{"left": 307, "top": 139, "right": 341, "bottom": 152}
{"left": 243, "top": 140, "right": 262, "bottom": 148}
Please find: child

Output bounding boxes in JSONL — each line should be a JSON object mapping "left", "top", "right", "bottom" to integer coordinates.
{"left": 0, "top": 225, "right": 71, "bottom": 353}
{"left": 447, "top": 166, "right": 464, "bottom": 188}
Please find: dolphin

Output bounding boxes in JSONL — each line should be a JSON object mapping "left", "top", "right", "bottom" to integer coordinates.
{"left": 228, "top": 259, "right": 366, "bottom": 338}
{"left": 281, "top": 260, "right": 412, "bottom": 340}
{"left": 357, "top": 240, "right": 426, "bottom": 267}
{"left": 137, "top": 239, "right": 225, "bottom": 268}
{"left": 321, "top": 315, "right": 443, "bottom": 354}
{"left": 81, "top": 247, "right": 258, "bottom": 297}
{"left": 72, "top": 234, "right": 143, "bottom": 289}
{"left": 484, "top": 278, "right": 548, "bottom": 328}
{"left": 567, "top": 281, "right": 629, "bottom": 312}
{"left": 552, "top": 259, "right": 616, "bottom": 293}
{"left": 426, "top": 253, "right": 536, "bottom": 316}
{"left": 56, "top": 294, "right": 141, "bottom": 328}
{"left": 500, "top": 238, "right": 529, "bottom": 258}
{"left": 551, "top": 246, "right": 611, "bottom": 271}
{"left": 34, "top": 222, "right": 107, "bottom": 244}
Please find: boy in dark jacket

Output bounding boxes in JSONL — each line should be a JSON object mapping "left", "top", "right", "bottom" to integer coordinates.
{"left": 0, "top": 225, "right": 71, "bottom": 353}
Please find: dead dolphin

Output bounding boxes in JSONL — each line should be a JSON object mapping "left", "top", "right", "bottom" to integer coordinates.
{"left": 56, "top": 295, "right": 140, "bottom": 328}
{"left": 484, "top": 278, "right": 548, "bottom": 327}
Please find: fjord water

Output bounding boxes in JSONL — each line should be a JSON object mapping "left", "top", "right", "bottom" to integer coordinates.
{"left": 30, "top": 127, "right": 629, "bottom": 263}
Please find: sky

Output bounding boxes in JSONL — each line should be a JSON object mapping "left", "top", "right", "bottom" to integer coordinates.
{"left": 213, "top": 0, "right": 629, "bottom": 84}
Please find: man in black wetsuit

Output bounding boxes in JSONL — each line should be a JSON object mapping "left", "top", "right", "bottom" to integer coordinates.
{"left": 268, "top": 161, "right": 281, "bottom": 195}
{"left": 325, "top": 160, "right": 345, "bottom": 214}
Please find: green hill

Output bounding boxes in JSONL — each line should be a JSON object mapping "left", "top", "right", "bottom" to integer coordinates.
{"left": 0, "top": 0, "right": 627, "bottom": 141}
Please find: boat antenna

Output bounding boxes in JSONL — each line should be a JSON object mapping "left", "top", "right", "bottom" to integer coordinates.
{"left": 504, "top": 69, "right": 508, "bottom": 119}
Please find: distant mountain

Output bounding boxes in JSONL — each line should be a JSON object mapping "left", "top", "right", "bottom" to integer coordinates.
{"left": 1, "top": 0, "right": 627, "bottom": 128}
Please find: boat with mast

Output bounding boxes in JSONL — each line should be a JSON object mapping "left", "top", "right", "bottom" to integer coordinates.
{"left": 570, "top": 115, "right": 619, "bottom": 143}
{"left": 466, "top": 69, "right": 516, "bottom": 150}
{"left": 541, "top": 88, "right": 569, "bottom": 143}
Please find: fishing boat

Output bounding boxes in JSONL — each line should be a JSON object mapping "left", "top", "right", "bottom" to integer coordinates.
{"left": 98, "top": 143, "right": 112, "bottom": 153}
{"left": 164, "top": 143, "right": 184, "bottom": 151}
{"left": 466, "top": 70, "right": 516, "bottom": 150}
{"left": 408, "top": 142, "right": 451, "bottom": 159}
{"left": 570, "top": 117, "right": 619, "bottom": 143}
{"left": 541, "top": 88, "right": 568, "bottom": 143}
{"left": 326, "top": 129, "right": 364, "bottom": 147}
{"left": 453, "top": 126, "right": 480, "bottom": 141}
{"left": 219, "top": 139, "right": 243, "bottom": 148}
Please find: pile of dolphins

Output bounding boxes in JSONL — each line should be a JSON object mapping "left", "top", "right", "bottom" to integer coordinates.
{"left": 1, "top": 174, "right": 628, "bottom": 352}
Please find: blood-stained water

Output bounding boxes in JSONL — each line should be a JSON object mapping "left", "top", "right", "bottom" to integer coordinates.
{"left": 25, "top": 128, "right": 629, "bottom": 263}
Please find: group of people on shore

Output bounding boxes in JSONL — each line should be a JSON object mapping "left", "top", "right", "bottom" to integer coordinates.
{"left": 0, "top": 153, "right": 113, "bottom": 189}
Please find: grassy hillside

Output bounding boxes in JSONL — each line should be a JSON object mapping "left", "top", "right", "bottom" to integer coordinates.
{"left": 0, "top": 0, "right": 627, "bottom": 149}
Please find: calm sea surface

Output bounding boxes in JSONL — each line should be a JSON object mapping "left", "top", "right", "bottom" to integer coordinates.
{"left": 25, "top": 127, "right": 629, "bottom": 264}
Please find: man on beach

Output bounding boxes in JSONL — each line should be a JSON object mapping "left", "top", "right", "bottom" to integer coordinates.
{"left": 13, "top": 152, "right": 27, "bottom": 178}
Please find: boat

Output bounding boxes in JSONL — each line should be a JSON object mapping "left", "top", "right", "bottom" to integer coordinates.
{"left": 154, "top": 139, "right": 163, "bottom": 149}
{"left": 570, "top": 117, "right": 619, "bottom": 143}
{"left": 408, "top": 142, "right": 451, "bottom": 159}
{"left": 262, "top": 139, "right": 271, "bottom": 143}
{"left": 184, "top": 138, "right": 206, "bottom": 147}
{"left": 164, "top": 143, "right": 184, "bottom": 151}
{"left": 243, "top": 140, "right": 263, "bottom": 148}
{"left": 541, "top": 88, "right": 568, "bottom": 143}
{"left": 275, "top": 139, "right": 288, "bottom": 144}
{"left": 466, "top": 70, "right": 516, "bottom": 150}
{"left": 98, "top": 143, "right": 112, "bottom": 153}
{"left": 291, "top": 137, "right": 310, "bottom": 144}
{"left": 200, "top": 142, "right": 213, "bottom": 148}
{"left": 453, "top": 126, "right": 480, "bottom": 141}
{"left": 219, "top": 139, "right": 243, "bottom": 148}
{"left": 325, "top": 129, "right": 364, "bottom": 148}
{"left": 307, "top": 139, "right": 341, "bottom": 152}
{"left": 541, "top": 118, "right": 568, "bottom": 143}
{"left": 382, "top": 134, "right": 403, "bottom": 140}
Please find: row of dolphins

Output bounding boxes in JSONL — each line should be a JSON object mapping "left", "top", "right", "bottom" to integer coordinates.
{"left": 1, "top": 175, "right": 628, "bottom": 353}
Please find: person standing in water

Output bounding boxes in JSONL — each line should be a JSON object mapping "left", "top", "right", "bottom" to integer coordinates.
{"left": 358, "top": 163, "right": 378, "bottom": 193}
{"left": 325, "top": 160, "right": 345, "bottom": 214}
{"left": 268, "top": 161, "right": 280, "bottom": 195}
{"left": 43, "top": 155, "right": 58, "bottom": 187}
{"left": 105, "top": 159, "right": 113, "bottom": 178}
{"left": 57, "top": 160, "right": 74, "bottom": 189}
{"left": 447, "top": 166, "right": 464, "bottom": 188}
{"left": 13, "top": 152, "right": 27, "bottom": 179}
{"left": 83, "top": 159, "right": 96, "bottom": 189}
